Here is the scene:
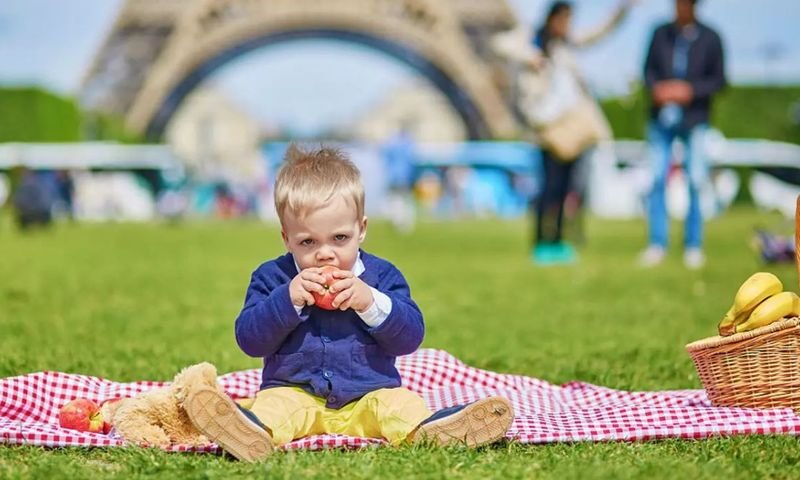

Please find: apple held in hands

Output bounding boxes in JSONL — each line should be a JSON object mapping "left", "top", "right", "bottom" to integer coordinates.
{"left": 312, "top": 265, "right": 339, "bottom": 310}
{"left": 58, "top": 398, "right": 109, "bottom": 433}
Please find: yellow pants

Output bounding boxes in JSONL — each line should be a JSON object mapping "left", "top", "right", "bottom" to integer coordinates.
{"left": 237, "top": 387, "right": 432, "bottom": 446}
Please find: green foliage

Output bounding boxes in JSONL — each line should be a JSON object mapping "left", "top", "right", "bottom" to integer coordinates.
{"left": 0, "top": 87, "right": 142, "bottom": 143}
{"left": 82, "top": 113, "right": 145, "bottom": 144}
{"left": 712, "top": 86, "right": 800, "bottom": 142}
{"left": 0, "top": 87, "right": 81, "bottom": 142}
{"left": 600, "top": 85, "right": 800, "bottom": 144}
{"left": 0, "top": 208, "right": 797, "bottom": 478}
{"left": 599, "top": 88, "right": 648, "bottom": 140}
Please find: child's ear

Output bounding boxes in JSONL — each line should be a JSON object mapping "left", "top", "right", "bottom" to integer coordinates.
{"left": 358, "top": 216, "right": 368, "bottom": 243}
{"left": 281, "top": 230, "right": 290, "bottom": 248}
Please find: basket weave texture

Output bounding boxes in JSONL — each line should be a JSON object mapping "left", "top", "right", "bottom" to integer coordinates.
{"left": 686, "top": 317, "right": 800, "bottom": 409}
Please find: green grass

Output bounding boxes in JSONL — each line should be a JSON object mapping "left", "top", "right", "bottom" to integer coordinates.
{"left": 1, "top": 207, "right": 798, "bottom": 479}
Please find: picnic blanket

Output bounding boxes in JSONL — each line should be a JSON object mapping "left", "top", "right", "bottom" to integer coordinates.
{"left": 2, "top": 348, "right": 800, "bottom": 452}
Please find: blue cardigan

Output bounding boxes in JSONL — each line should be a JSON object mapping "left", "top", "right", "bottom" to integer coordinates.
{"left": 234, "top": 250, "right": 424, "bottom": 409}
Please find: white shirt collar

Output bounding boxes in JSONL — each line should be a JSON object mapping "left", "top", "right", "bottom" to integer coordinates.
{"left": 292, "top": 251, "right": 365, "bottom": 276}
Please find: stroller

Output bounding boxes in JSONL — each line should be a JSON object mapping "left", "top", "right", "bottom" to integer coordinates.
{"left": 753, "top": 228, "right": 796, "bottom": 264}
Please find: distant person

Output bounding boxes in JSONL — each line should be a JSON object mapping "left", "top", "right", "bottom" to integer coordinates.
{"left": 182, "top": 145, "right": 513, "bottom": 462}
{"left": 156, "top": 188, "right": 189, "bottom": 223}
{"left": 413, "top": 168, "right": 443, "bottom": 216}
{"left": 638, "top": 0, "right": 726, "bottom": 269}
{"left": 53, "top": 170, "right": 75, "bottom": 220}
{"left": 0, "top": 173, "right": 8, "bottom": 210}
{"left": 12, "top": 169, "right": 53, "bottom": 230}
{"left": 381, "top": 126, "right": 417, "bottom": 233}
{"left": 444, "top": 165, "right": 472, "bottom": 218}
{"left": 214, "top": 182, "right": 238, "bottom": 219}
{"left": 492, "top": 0, "right": 636, "bottom": 265}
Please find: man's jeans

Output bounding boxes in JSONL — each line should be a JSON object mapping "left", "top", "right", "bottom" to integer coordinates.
{"left": 645, "top": 121, "right": 710, "bottom": 249}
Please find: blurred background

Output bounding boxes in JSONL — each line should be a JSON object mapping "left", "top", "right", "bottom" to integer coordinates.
{"left": 0, "top": 0, "right": 797, "bottom": 231}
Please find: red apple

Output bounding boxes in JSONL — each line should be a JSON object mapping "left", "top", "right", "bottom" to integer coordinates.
{"left": 312, "top": 265, "right": 339, "bottom": 310}
{"left": 59, "top": 398, "right": 105, "bottom": 433}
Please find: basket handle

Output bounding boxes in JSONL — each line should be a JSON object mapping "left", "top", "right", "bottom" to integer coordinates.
{"left": 793, "top": 194, "right": 800, "bottom": 365}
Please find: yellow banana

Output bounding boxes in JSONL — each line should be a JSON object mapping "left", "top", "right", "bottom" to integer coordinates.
{"left": 718, "top": 308, "right": 752, "bottom": 336}
{"left": 735, "top": 291, "right": 800, "bottom": 333}
{"left": 718, "top": 272, "right": 783, "bottom": 336}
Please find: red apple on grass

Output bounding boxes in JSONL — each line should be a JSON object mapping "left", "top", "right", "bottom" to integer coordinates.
{"left": 59, "top": 398, "right": 109, "bottom": 434}
{"left": 312, "top": 265, "right": 339, "bottom": 310}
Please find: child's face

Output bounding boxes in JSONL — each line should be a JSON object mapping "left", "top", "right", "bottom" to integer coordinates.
{"left": 281, "top": 194, "right": 367, "bottom": 271}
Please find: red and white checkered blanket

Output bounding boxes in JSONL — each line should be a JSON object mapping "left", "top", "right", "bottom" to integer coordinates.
{"left": 2, "top": 349, "right": 799, "bottom": 452}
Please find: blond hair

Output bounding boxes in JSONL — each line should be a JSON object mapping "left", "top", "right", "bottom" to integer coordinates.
{"left": 274, "top": 144, "right": 365, "bottom": 223}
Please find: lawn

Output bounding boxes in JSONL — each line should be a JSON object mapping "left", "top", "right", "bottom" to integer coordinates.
{"left": 1, "top": 207, "right": 799, "bottom": 479}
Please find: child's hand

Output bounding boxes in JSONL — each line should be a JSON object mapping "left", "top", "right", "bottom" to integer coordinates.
{"left": 289, "top": 268, "right": 327, "bottom": 307}
{"left": 329, "top": 271, "right": 374, "bottom": 312}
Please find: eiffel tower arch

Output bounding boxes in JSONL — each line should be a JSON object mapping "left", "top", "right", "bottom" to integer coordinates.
{"left": 81, "top": 0, "right": 521, "bottom": 140}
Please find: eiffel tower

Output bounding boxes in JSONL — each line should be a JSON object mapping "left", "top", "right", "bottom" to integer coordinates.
{"left": 80, "top": 0, "right": 521, "bottom": 140}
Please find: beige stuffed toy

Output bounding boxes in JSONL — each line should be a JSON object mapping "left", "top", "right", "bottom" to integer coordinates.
{"left": 101, "top": 362, "right": 223, "bottom": 448}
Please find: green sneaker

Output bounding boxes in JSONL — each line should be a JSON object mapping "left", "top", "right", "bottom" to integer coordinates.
{"left": 533, "top": 242, "right": 577, "bottom": 265}
{"left": 552, "top": 242, "right": 577, "bottom": 264}
{"left": 532, "top": 243, "right": 556, "bottom": 265}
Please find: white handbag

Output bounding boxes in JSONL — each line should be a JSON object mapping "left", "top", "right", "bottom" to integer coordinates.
{"left": 517, "top": 62, "right": 610, "bottom": 161}
{"left": 537, "top": 98, "right": 610, "bottom": 162}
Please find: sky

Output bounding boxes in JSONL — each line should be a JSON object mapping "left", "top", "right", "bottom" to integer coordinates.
{"left": 1, "top": 0, "right": 799, "bottom": 134}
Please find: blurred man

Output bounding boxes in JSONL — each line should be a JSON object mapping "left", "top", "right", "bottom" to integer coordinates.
{"left": 639, "top": 0, "right": 725, "bottom": 269}
{"left": 12, "top": 168, "right": 53, "bottom": 230}
{"left": 381, "top": 125, "right": 417, "bottom": 233}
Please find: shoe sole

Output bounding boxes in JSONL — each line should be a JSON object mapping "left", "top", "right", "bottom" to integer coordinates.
{"left": 184, "top": 385, "right": 273, "bottom": 462}
{"left": 413, "top": 396, "right": 514, "bottom": 447}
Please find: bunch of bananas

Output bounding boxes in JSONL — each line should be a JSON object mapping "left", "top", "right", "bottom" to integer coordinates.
{"left": 718, "top": 272, "right": 800, "bottom": 336}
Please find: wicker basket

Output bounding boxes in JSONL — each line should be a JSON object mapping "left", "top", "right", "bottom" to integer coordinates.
{"left": 686, "top": 318, "right": 800, "bottom": 409}
{"left": 686, "top": 195, "right": 800, "bottom": 410}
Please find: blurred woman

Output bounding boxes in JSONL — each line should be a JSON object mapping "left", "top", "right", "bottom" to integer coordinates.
{"left": 493, "top": 1, "right": 635, "bottom": 265}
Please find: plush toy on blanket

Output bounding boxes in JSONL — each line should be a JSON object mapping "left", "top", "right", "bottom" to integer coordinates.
{"left": 98, "top": 362, "right": 221, "bottom": 448}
